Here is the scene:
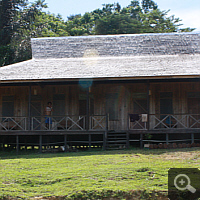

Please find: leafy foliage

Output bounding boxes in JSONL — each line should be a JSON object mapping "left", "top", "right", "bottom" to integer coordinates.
{"left": 0, "top": 0, "right": 195, "bottom": 66}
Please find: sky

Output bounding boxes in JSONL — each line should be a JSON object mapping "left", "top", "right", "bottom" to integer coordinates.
{"left": 44, "top": 0, "right": 200, "bottom": 32}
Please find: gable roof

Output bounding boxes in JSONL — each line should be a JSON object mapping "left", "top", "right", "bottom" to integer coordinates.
{"left": 1, "top": 32, "right": 200, "bottom": 83}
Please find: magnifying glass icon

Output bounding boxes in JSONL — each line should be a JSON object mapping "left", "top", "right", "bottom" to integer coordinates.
{"left": 174, "top": 174, "right": 196, "bottom": 193}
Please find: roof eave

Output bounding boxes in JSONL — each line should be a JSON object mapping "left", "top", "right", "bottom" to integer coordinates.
{"left": 0, "top": 74, "right": 200, "bottom": 85}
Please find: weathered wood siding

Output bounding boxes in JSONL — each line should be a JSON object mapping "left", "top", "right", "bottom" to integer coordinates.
{"left": 0, "top": 81, "right": 200, "bottom": 131}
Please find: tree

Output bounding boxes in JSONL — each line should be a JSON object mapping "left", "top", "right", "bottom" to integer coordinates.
{"left": 0, "top": 0, "right": 69, "bottom": 66}
{"left": 94, "top": 1, "right": 184, "bottom": 35}
{"left": 0, "top": 0, "right": 194, "bottom": 67}
{"left": 142, "top": 0, "right": 158, "bottom": 13}
{"left": 0, "top": 0, "right": 28, "bottom": 66}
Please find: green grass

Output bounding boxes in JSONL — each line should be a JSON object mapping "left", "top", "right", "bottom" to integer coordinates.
{"left": 0, "top": 148, "right": 199, "bottom": 199}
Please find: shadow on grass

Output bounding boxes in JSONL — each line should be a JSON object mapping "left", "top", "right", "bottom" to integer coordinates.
{"left": 0, "top": 147, "right": 199, "bottom": 160}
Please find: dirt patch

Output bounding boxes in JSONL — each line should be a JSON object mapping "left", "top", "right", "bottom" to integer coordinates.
{"left": 161, "top": 151, "right": 200, "bottom": 160}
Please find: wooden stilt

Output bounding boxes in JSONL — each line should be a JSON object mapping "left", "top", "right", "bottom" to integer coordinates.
{"left": 39, "top": 135, "right": 42, "bottom": 153}
{"left": 140, "top": 133, "right": 143, "bottom": 148}
{"left": 89, "top": 134, "right": 91, "bottom": 150}
{"left": 191, "top": 133, "right": 194, "bottom": 144}
{"left": 166, "top": 133, "right": 169, "bottom": 145}
{"left": 64, "top": 134, "right": 67, "bottom": 152}
{"left": 16, "top": 135, "right": 19, "bottom": 155}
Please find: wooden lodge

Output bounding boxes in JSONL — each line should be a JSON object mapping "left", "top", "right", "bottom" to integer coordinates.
{"left": 0, "top": 32, "right": 200, "bottom": 152}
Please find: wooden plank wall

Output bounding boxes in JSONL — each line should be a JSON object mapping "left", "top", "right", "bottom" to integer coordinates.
{"left": 150, "top": 82, "right": 200, "bottom": 115}
{"left": 0, "top": 81, "right": 200, "bottom": 131}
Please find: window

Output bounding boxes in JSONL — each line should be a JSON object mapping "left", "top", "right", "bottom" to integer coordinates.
{"left": 160, "top": 92, "right": 173, "bottom": 114}
{"left": 2, "top": 96, "right": 14, "bottom": 118}
{"left": 132, "top": 93, "right": 147, "bottom": 114}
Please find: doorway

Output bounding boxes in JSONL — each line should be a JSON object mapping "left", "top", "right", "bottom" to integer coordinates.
{"left": 160, "top": 92, "right": 173, "bottom": 127}
{"left": 30, "top": 95, "right": 42, "bottom": 130}
{"left": 79, "top": 94, "right": 94, "bottom": 128}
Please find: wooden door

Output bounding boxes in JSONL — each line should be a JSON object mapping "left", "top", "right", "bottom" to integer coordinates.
{"left": 79, "top": 97, "right": 94, "bottom": 129}
{"left": 31, "top": 95, "right": 41, "bottom": 130}
{"left": 53, "top": 94, "right": 65, "bottom": 129}
{"left": 160, "top": 92, "right": 173, "bottom": 127}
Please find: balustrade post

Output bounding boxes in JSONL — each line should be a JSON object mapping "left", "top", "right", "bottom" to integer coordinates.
{"left": 187, "top": 115, "right": 189, "bottom": 128}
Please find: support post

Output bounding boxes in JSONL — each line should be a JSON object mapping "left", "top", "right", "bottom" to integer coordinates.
{"left": 191, "top": 133, "right": 194, "bottom": 144}
{"left": 39, "top": 135, "right": 42, "bottom": 153}
{"left": 166, "top": 133, "right": 169, "bottom": 145}
{"left": 103, "top": 113, "right": 109, "bottom": 150}
{"left": 28, "top": 84, "right": 32, "bottom": 130}
{"left": 126, "top": 132, "right": 130, "bottom": 149}
{"left": 2, "top": 137, "right": 5, "bottom": 151}
{"left": 140, "top": 133, "right": 143, "bottom": 149}
{"left": 64, "top": 134, "right": 67, "bottom": 152}
{"left": 86, "top": 87, "right": 90, "bottom": 131}
{"left": 16, "top": 135, "right": 19, "bottom": 155}
{"left": 103, "top": 131, "right": 107, "bottom": 150}
{"left": 89, "top": 134, "right": 91, "bottom": 150}
{"left": 147, "top": 80, "right": 150, "bottom": 130}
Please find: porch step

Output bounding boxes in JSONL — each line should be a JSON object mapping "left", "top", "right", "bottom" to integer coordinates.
{"left": 106, "top": 132, "right": 128, "bottom": 150}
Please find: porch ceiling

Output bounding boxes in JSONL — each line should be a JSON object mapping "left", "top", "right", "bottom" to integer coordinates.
{"left": 0, "top": 54, "right": 200, "bottom": 83}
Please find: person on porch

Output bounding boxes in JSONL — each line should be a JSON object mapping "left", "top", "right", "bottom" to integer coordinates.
{"left": 45, "top": 102, "right": 53, "bottom": 129}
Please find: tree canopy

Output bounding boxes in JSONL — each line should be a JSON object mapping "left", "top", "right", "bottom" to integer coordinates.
{"left": 0, "top": 0, "right": 195, "bottom": 66}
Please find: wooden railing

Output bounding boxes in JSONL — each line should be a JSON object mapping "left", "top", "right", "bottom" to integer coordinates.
{"left": 0, "top": 115, "right": 108, "bottom": 132}
{"left": 128, "top": 114, "right": 147, "bottom": 130}
{"left": 90, "top": 115, "right": 107, "bottom": 130}
{"left": 31, "top": 115, "right": 87, "bottom": 131}
{"left": 149, "top": 114, "right": 200, "bottom": 129}
{"left": 128, "top": 117, "right": 147, "bottom": 130}
{"left": 31, "top": 115, "right": 107, "bottom": 131}
{"left": 129, "top": 114, "right": 200, "bottom": 130}
{"left": 0, "top": 117, "right": 27, "bottom": 131}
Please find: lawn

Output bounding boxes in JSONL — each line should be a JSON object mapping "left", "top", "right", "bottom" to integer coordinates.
{"left": 0, "top": 148, "right": 199, "bottom": 199}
